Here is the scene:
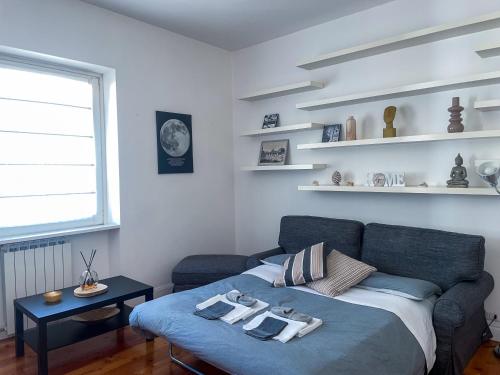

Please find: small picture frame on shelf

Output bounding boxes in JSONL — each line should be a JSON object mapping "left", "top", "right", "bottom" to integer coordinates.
{"left": 322, "top": 124, "right": 342, "bottom": 142}
{"left": 258, "top": 139, "right": 289, "bottom": 166}
{"left": 262, "top": 113, "right": 280, "bottom": 129}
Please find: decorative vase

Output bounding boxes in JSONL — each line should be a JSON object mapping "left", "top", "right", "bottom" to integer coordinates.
{"left": 447, "top": 97, "right": 464, "bottom": 133}
{"left": 346, "top": 115, "right": 356, "bottom": 141}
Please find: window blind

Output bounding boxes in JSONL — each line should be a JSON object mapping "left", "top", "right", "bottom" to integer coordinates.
{"left": 0, "top": 61, "right": 104, "bottom": 236}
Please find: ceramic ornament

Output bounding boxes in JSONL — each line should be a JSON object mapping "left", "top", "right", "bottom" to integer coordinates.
{"left": 332, "top": 171, "right": 342, "bottom": 186}
{"left": 366, "top": 172, "right": 405, "bottom": 187}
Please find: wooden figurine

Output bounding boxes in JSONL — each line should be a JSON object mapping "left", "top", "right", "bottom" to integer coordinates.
{"left": 383, "top": 106, "right": 397, "bottom": 138}
{"left": 447, "top": 97, "right": 464, "bottom": 133}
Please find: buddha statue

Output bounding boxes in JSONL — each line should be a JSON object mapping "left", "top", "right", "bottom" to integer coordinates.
{"left": 447, "top": 153, "right": 469, "bottom": 188}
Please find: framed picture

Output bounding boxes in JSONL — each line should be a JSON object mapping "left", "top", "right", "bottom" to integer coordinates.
{"left": 258, "top": 139, "right": 289, "bottom": 166}
{"left": 262, "top": 113, "right": 280, "bottom": 129}
{"left": 156, "top": 111, "right": 193, "bottom": 174}
{"left": 322, "top": 124, "right": 342, "bottom": 142}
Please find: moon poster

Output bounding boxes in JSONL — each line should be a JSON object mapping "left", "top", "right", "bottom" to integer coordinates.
{"left": 156, "top": 111, "right": 193, "bottom": 174}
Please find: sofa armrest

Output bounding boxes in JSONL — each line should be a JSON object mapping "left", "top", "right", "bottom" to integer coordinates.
{"left": 433, "top": 271, "right": 494, "bottom": 330}
{"left": 246, "top": 247, "right": 285, "bottom": 269}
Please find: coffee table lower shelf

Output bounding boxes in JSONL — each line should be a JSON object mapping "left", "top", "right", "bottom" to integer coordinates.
{"left": 24, "top": 305, "right": 132, "bottom": 352}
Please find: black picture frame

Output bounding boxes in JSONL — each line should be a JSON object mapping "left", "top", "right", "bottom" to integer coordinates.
{"left": 322, "top": 124, "right": 342, "bottom": 142}
{"left": 156, "top": 111, "right": 193, "bottom": 174}
{"left": 262, "top": 113, "right": 280, "bottom": 129}
{"left": 258, "top": 139, "right": 289, "bottom": 166}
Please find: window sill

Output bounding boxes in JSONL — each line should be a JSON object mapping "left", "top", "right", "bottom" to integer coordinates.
{"left": 0, "top": 224, "right": 120, "bottom": 245}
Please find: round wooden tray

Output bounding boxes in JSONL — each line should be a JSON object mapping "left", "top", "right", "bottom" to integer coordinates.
{"left": 74, "top": 283, "right": 108, "bottom": 298}
{"left": 72, "top": 307, "right": 120, "bottom": 324}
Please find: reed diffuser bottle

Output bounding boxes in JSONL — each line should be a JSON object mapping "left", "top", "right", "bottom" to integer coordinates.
{"left": 79, "top": 249, "right": 99, "bottom": 290}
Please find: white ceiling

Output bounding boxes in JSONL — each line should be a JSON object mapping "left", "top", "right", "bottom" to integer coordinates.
{"left": 82, "top": 0, "right": 393, "bottom": 51}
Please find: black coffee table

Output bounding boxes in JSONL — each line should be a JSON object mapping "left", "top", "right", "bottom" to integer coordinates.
{"left": 14, "top": 275, "right": 153, "bottom": 375}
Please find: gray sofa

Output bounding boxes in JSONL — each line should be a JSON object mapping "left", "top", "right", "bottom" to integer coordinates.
{"left": 172, "top": 254, "right": 249, "bottom": 292}
{"left": 246, "top": 215, "right": 494, "bottom": 375}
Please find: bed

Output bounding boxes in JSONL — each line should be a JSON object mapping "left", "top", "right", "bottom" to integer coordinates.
{"left": 130, "top": 264, "right": 436, "bottom": 375}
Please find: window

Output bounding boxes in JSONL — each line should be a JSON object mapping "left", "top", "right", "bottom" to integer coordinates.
{"left": 0, "top": 57, "right": 105, "bottom": 238}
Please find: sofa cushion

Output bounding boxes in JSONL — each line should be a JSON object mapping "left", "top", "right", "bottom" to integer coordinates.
{"left": 261, "top": 254, "right": 291, "bottom": 267}
{"left": 273, "top": 242, "right": 326, "bottom": 287}
{"left": 307, "top": 250, "right": 376, "bottom": 297}
{"left": 172, "top": 255, "right": 249, "bottom": 286}
{"left": 361, "top": 223, "right": 485, "bottom": 291}
{"left": 278, "top": 215, "right": 364, "bottom": 259}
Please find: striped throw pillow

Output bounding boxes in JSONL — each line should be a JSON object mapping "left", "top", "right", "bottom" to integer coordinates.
{"left": 307, "top": 250, "right": 376, "bottom": 297}
{"left": 273, "top": 242, "right": 326, "bottom": 287}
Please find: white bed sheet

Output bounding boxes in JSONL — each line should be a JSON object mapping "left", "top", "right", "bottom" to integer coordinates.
{"left": 244, "top": 264, "right": 436, "bottom": 371}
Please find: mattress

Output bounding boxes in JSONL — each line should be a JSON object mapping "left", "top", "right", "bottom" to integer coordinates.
{"left": 130, "top": 265, "right": 436, "bottom": 375}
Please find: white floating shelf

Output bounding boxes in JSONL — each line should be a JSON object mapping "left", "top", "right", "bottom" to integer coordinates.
{"left": 297, "top": 130, "right": 500, "bottom": 150}
{"left": 296, "top": 71, "right": 500, "bottom": 111}
{"left": 474, "top": 99, "right": 500, "bottom": 111}
{"left": 241, "top": 122, "right": 325, "bottom": 137}
{"left": 238, "top": 81, "right": 324, "bottom": 101}
{"left": 298, "top": 185, "right": 497, "bottom": 196}
{"left": 476, "top": 42, "right": 500, "bottom": 58}
{"left": 241, "top": 164, "right": 327, "bottom": 171}
{"left": 298, "top": 11, "right": 500, "bottom": 69}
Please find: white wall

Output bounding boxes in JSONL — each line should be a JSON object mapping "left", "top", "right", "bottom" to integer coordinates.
{"left": 231, "top": 0, "right": 500, "bottom": 336}
{"left": 0, "top": 0, "right": 235, "bottom": 292}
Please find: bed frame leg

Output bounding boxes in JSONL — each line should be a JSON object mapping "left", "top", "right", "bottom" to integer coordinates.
{"left": 169, "top": 343, "right": 205, "bottom": 375}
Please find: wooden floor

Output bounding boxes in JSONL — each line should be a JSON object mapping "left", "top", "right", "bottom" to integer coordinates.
{"left": 0, "top": 326, "right": 498, "bottom": 374}
{"left": 464, "top": 340, "right": 500, "bottom": 375}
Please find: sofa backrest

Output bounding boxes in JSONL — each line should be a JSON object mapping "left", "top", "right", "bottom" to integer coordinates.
{"left": 361, "top": 223, "right": 485, "bottom": 291}
{"left": 278, "top": 216, "right": 364, "bottom": 259}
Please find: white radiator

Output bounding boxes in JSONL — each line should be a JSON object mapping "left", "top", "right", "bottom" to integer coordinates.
{"left": 1, "top": 238, "right": 72, "bottom": 335}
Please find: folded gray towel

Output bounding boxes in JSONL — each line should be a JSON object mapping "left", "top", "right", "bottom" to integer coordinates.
{"left": 245, "top": 317, "right": 288, "bottom": 341}
{"left": 271, "top": 306, "right": 313, "bottom": 323}
{"left": 226, "top": 290, "right": 257, "bottom": 307}
{"left": 194, "top": 301, "right": 235, "bottom": 320}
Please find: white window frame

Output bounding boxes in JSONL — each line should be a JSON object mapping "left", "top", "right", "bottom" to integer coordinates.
{"left": 0, "top": 55, "right": 108, "bottom": 238}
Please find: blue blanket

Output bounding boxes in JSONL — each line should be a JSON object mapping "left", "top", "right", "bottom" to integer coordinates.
{"left": 130, "top": 274, "right": 426, "bottom": 375}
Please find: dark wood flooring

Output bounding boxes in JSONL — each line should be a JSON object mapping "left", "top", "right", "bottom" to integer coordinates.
{"left": 0, "top": 326, "right": 498, "bottom": 374}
